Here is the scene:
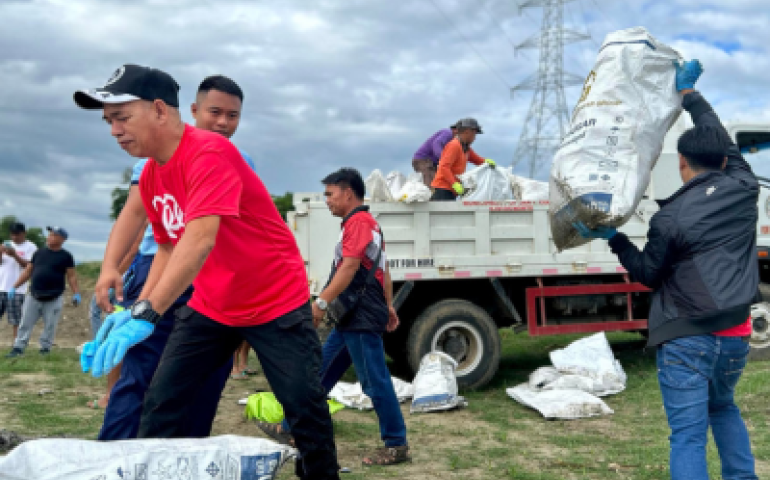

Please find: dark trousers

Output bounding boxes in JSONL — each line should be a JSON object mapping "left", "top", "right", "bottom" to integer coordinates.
{"left": 99, "top": 254, "right": 232, "bottom": 440}
{"left": 431, "top": 188, "right": 457, "bottom": 201}
{"left": 137, "top": 303, "right": 340, "bottom": 480}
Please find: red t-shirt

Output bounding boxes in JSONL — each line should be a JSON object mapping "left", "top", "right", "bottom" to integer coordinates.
{"left": 336, "top": 210, "right": 385, "bottom": 288}
{"left": 714, "top": 318, "right": 752, "bottom": 337}
{"left": 139, "top": 125, "right": 309, "bottom": 326}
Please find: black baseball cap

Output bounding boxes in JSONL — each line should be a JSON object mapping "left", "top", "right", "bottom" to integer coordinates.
{"left": 456, "top": 117, "right": 483, "bottom": 134}
{"left": 9, "top": 222, "right": 25, "bottom": 234}
{"left": 46, "top": 226, "right": 69, "bottom": 240}
{"left": 74, "top": 64, "right": 180, "bottom": 110}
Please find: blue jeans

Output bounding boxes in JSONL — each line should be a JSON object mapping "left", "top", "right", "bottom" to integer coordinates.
{"left": 98, "top": 254, "right": 232, "bottom": 440}
{"left": 657, "top": 334, "right": 757, "bottom": 480}
{"left": 283, "top": 328, "right": 407, "bottom": 447}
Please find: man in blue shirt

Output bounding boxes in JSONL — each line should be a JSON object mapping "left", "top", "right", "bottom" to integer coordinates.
{"left": 88, "top": 75, "right": 258, "bottom": 438}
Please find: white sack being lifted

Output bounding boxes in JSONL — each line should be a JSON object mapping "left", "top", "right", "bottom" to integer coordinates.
{"left": 0, "top": 435, "right": 295, "bottom": 480}
{"left": 457, "top": 164, "right": 515, "bottom": 201}
{"left": 549, "top": 26, "right": 683, "bottom": 250}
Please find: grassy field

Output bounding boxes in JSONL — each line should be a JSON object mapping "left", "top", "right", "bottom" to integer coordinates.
{"left": 1, "top": 331, "right": 768, "bottom": 479}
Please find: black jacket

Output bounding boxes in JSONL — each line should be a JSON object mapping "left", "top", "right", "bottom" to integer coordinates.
{"left": 608, "top": 91, "right": 759, "bottom": 346}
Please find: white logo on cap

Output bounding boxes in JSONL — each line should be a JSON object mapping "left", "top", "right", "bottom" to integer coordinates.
{"left": 706, "top": 186, "right": 717, "bottom": 196}
{"left": 105, "top": 66, "right": 126, "bottom": 87}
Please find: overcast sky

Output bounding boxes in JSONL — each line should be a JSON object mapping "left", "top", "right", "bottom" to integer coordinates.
{"left": 2, "top": 0, "right": 770, "bottom": 260}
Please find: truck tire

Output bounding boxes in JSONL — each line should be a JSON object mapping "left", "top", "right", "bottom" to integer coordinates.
{"left": 748, "top": 301, "right": 770, "bottom": 361}
{"left": 407, "top": 299, "right": 501, "bottom": 390}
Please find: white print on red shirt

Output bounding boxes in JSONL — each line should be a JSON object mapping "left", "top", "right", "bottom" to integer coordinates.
{"left": 152, "top": 193, "right": 185, "bottom": 239}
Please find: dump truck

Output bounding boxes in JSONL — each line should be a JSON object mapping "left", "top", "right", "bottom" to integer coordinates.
{"left": 289, "top": 115, "right": 770, "bottom": 389}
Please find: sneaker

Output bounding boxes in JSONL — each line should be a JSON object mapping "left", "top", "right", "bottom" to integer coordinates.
{"left": 39, "top": 348, "right": 50, "bottom": 355}
{"left": 5, "top": 348, "right": 24, "bottom": 358}
{"left": 362, "top": 446, "right": 411, "bottom": 466}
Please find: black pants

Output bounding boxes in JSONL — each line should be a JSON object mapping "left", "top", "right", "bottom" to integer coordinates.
{"left": 137, "top": 303, "right": 340, "bottom": 480}
{"left": 431, "top": 188, "right": 457, "bottom": 201}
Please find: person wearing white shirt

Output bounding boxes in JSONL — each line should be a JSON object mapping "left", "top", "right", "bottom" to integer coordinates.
{"left": 0, "top": 222, "right": 38, "bottom": 341}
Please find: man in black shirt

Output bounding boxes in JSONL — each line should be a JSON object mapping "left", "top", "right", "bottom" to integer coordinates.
{"left": 6, "top": 227, "right": 80, "bottom": 357}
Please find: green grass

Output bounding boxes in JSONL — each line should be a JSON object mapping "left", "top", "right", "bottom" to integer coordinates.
{"left": 3, "top": 333, "right": 769, "bottom": 480}
{"left": 75, "top": 261, "right": 102, "bottom": 283}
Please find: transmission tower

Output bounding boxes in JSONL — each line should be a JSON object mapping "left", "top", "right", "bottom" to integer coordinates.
{"left": 511, "top": 0, "right": 590, "bottom": 178}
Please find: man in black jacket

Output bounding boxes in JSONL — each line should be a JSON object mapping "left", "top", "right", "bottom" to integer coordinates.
{"left": 576, "top": 60, "right": 758, "bottom": 480}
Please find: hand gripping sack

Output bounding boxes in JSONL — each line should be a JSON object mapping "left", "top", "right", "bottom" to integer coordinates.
{"left": 549, "top": 27, "right": 683, "bottom": 250}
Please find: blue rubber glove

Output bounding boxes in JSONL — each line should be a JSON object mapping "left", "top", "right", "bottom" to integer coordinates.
{"left": 81, "top": 308, "right": 130, "bottom": 374}
{"left": 91, "top": 319, "right": 155, "bottom": 378}
{"left": 673, "top": 59, "right": 703, "bottom": 92}
{"left": 72, "top": 293, "right": 82, "bottom": 306}
{"left": 573, "top": 222, "right": 617, "bottom": 240}
{"left": 7, "top": 287, "right": 15, "bottom": 301}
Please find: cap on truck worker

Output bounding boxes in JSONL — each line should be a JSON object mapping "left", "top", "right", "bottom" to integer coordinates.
{"left": 430, "top": 118, "right": 495, "bottom": 201}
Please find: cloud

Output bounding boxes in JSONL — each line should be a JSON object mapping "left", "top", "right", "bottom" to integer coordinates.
{"left": 1, "top": 0, "right": 770, "bottom": 260}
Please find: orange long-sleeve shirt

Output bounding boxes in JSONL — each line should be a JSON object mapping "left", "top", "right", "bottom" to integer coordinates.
{"left": 431, "top": 138, "right": 485, "bottom": 191}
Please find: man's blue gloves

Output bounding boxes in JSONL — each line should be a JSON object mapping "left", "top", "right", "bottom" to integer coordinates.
{"left": 573, "top": 222, "right": 617, "bottom": 240}
{"left": 673, "top": 59, "right": 703, "bottom": 92}
{"left": 7, "top": 287, "right": 15, "bottom": 301}
{"left": 80, "top": 306, "right": 155, "bottom": 377}
{"left": 72, "top": 293, "right": 81, "bottom": 306}
{"left": 90, "top": 319, "right": 155, "bottom": 377}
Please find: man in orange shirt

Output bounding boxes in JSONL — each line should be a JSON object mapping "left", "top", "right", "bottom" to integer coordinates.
{"left": 430, "top": 118, "right": 495, "bottom": 200}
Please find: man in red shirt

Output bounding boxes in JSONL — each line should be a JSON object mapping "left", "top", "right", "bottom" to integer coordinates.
{"left": 73, "top": 64, "right": 339, "bottom": 480}
{"left": 259, "top": 168, "right": 410, "bottom": 467}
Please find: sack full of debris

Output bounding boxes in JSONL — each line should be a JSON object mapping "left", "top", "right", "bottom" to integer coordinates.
{"left": 0, "top": 435, "right": 295, "bottom": 480}
{"left": 411, "top": 351, "right": 467, "bottom": 413}
{"left": 386, "top": 171, "right": 407, "bottom": 199}
{"left": 549, "top": 26, "right": 683, "bottom": 250}
{"left": 365, "top": 169, "right": 394, "bottom": 202}
{"left": 397, "top": 173, "right": 432, "bottom": 203}
{"left": 510, "top": 174, "right": 549, "bottom": 201}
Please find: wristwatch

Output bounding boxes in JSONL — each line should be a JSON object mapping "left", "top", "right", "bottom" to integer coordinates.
{"left": 131, "top": 299, "right": 162, "bottom": 325}
{"left": 315, "top": 298, "right": 328, "bottom": 311}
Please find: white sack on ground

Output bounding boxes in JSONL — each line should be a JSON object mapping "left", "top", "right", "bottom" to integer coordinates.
{"left": 549, "top": 26, "right": 683, "bottom": 250}
{"left": 386, "top": 171, "right": 407, "bottom": 199}
{"left": 457, "top": 164, "right": 515, "bottom": 201}
{"left": 550, "top": 332, "right": 627, "bottom": 396}
{"left": 510, "top": 174, "right": 549, "bottom": 201}
{"left": 507, "top": 333, "right": 624, "bottom": 419}
{"left": 396, "top": 174, "right": 432, "bottom": 203}
{"left": 365, "top": 169, "right": 394, "bottom": 202}
{"left": 328, "top": 377, "right": 413, "bottom": 410}
{"left": 506, "top": 386, "right": 614, "bottom": 420}
{"left": 411, "top": 351, "right": 467, "bottom": 413}
{"left": 0, "top": 435, "right": 295, "bottom": 480}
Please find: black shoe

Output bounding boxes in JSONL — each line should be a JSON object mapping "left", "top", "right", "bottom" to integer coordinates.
{"left": 39, "top": 348, "right": 50, "bottom": 355}
{"left": 5, "top": 348, "right": 24, "bottom": 358}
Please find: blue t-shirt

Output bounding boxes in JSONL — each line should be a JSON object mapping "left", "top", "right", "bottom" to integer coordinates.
{"left": 130, "top": 147, "right": 255, "bottom": 256}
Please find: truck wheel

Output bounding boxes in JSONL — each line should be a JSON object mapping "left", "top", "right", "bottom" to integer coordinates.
{"left": 407, "top": 299, "right": 501, "bottom": 390}
{"left": 748, "top": 302, "right": 770, "bottom": 361}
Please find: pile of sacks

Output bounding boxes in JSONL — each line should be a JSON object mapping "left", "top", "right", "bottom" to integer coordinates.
{"left": 506, "top": 332, "right": 626, "bottom": 420}
{"left": 365, "top": 166, "right": 548, "bottom": 203}
{"left": 365, "top": 170, "right": 432, "bottom": 203}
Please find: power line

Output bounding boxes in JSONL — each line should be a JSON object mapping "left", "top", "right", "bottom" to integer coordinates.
{"left": 424, "top": 0, "right": 512, "bottom": 90}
